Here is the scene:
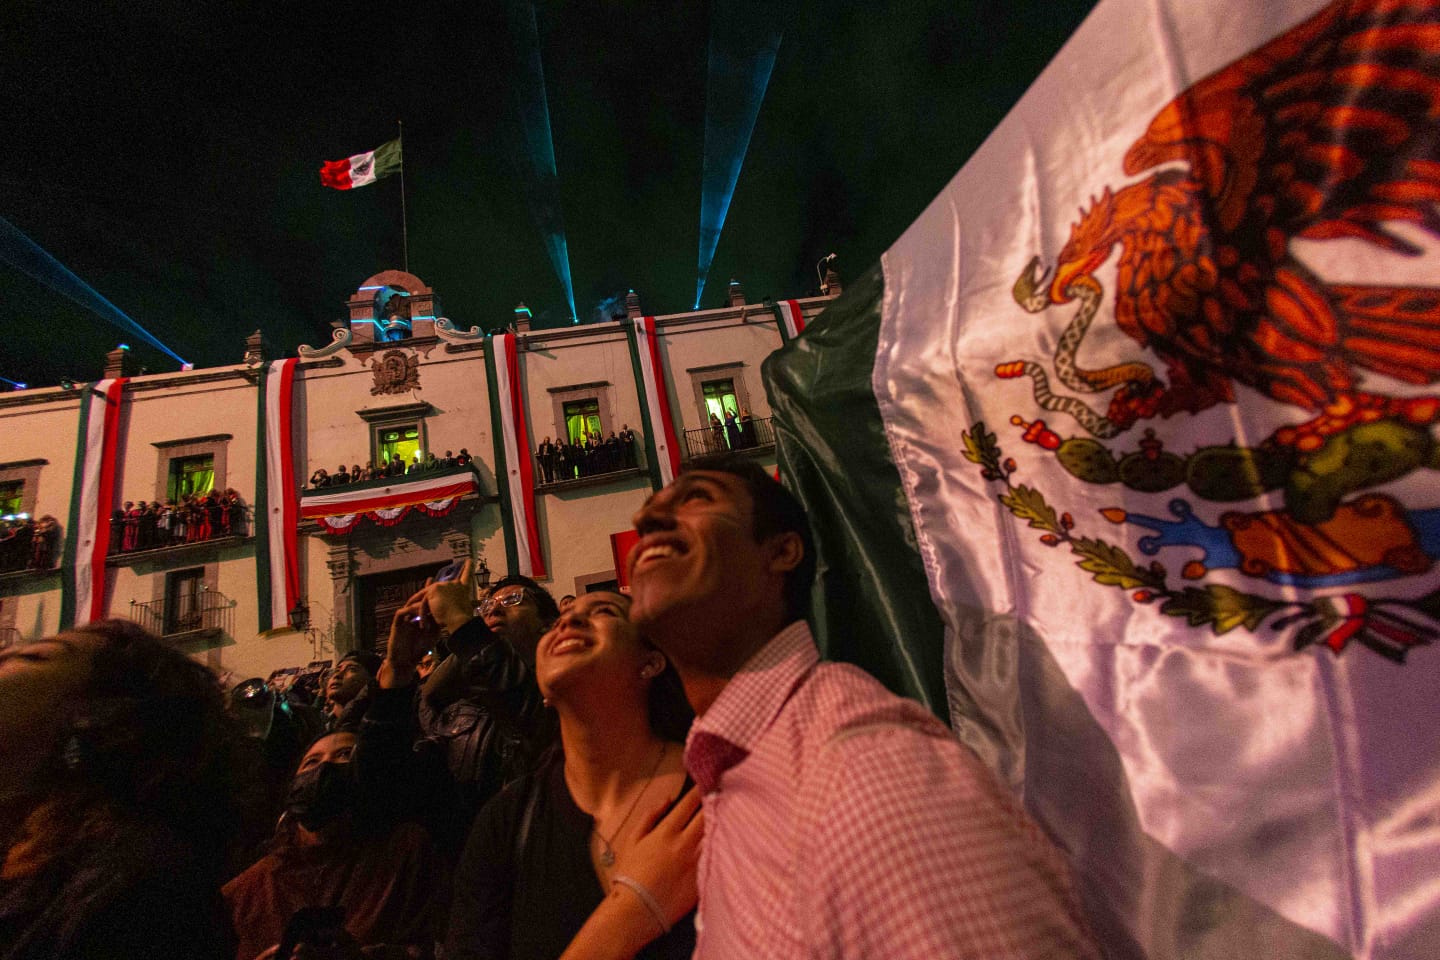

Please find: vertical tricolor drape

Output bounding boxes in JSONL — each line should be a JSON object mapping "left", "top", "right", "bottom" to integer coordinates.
{"left": 60, "top": 378, "right": 127, "bottom": 627}
{"left": 254, "top": 359, "right": 300, "bottom": 630}
{"left": 772, "top": 299, "right": 806, "bottom": 342}
{"left": 485, "top": 333, "right": 546, "bottom": 578}
{"left": 625, "top": 315, "right": 681, "bottom": 489}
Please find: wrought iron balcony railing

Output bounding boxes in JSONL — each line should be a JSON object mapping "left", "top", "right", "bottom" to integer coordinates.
{"left": 682, "top": 415, "right": 775, "bottom": 461}
{"left": 129, "top": 588, "right": 236, "bottom": 641}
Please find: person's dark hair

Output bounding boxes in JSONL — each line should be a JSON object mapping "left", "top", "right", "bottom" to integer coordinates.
{"left": 487, "top": 574, "right": 561, "bottom": 627}
{"left": 53, "top": 619, "right": 242, "bottom": 878}
{"left": 685, "top": 453, "right": 816, "bottom": 621}
{"left": 337, "top": 650, "right": 382, "bottom": 678}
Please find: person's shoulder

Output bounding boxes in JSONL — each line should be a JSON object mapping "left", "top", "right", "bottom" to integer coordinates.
{"left": 793, "top": 660, "right": 951, "bottom": 743}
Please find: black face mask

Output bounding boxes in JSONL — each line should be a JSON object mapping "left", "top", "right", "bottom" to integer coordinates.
{"left": 285, "top": 761, "right": 354, "bottom": 832}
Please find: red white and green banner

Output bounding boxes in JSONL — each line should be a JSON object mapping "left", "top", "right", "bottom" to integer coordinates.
{"left": 301, "top": 468, "right": 478, "bottom": 533}
{"left": 626, "top": 315, "right": 682, "bottom": 488}
{"left": 319, "top": 138, "right": 402, "bottom": 190}
{"left": 255, "top": 359, "right": 301, "bottom": 631}
{"left": 764, "top": 1, "right": 1440, "bottom": 956}
{"left": 485, "top": 332, "right": 546, "bottom": 578}
{"left": 772, "top": 299, "right": 806, "bottom": 342}
{"left": 60, "top": 377, "right": 127, "bottom": 627}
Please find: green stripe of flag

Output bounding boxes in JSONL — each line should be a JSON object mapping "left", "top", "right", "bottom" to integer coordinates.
{"left": 762, "top": 265, "right": 950, "bottom": 722}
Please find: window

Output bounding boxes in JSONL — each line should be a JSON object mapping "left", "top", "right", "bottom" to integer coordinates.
{"left": 701, "top": 378, "right": 740, "bottom": 422}
{"left": 164, "top": 567, "right": 205, "bottom": 635}
{"left": 167, "top": 454, "right": 214, "bottom": 502}
{"left": 376, "top": 423, "right": 422, "bottom": 471}
{"left": 0, "top": 480, "right": 22, "bottom": 518}
{"left": 563, "top": 399, "right": 603, "bottom": 444}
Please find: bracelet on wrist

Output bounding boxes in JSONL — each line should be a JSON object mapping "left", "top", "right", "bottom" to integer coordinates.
{"left": 611, "top": 874, "right": 670, "bottom": 935}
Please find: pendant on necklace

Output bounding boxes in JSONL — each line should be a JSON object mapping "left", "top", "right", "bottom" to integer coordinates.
{"left": 600, "top": 847, "right": 616, "bottom": 867}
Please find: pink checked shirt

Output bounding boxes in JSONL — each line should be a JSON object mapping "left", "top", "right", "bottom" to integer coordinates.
{"left": 684, "top": 622, "right": 1099, "bottom": 959}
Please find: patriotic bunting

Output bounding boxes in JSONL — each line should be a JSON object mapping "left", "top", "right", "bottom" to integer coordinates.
{"left": 60, "top": 378, "right": 127, "bottom": 627}
{"left": 485, "top": 333, "right": 546, "bottom": 578}
{"left": 772, "top": 299, "right": 806, "bottom": 342}
{"left": 626, "top": 315, "right": 681, "bottom": 489}
{"left": 255, "top": 359, "right": 300, "bottom": 631}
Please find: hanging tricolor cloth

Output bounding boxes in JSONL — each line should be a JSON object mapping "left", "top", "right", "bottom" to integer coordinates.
{"left": 772, "top": 299, "right": 806, "bottom": 342}
{"left": 59, "top": 378, "right": 128, "bottom": 628}
{"left": 301, "top": 468, "right": 479, "bottom": 533}
{"left": 485, "top": 332, "right": 546, "bottom": 578}
{"left": 254, "top": 359, "right": 301, "bottom": 631}
{"left": 625, "top": 315, "right": 682, "bottom": 489}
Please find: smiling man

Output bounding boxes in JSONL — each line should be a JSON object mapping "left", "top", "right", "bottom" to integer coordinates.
{"left": 626, "top": 454, "right": 1099, "bottom": 959}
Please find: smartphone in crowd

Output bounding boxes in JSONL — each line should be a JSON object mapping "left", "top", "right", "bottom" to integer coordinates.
{"left": 434, "top": 560, "right": 465, "bottom": 583}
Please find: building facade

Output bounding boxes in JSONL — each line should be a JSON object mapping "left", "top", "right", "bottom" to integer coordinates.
{"left": 0, "top": 269, "right": 832, "bottom": 683}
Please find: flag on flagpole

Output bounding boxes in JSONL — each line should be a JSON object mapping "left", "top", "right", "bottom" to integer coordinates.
{"left": 764, "top": 1, "right": 1440, "bottom": 956}
{"left": 319, "top": 138, "right": 402, "bottom": 190}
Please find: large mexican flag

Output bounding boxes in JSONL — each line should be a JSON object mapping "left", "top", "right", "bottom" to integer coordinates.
{"left": 764, "top": 1, "right": 1440, "bottom": 957}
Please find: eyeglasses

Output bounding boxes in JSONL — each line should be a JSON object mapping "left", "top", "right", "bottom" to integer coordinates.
{"left": 480, "top": 591, "right": 528, "bottom": 616}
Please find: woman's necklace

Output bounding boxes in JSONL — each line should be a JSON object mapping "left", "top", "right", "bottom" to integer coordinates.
{"left": 593, "top": 741, "right": 667, "bottom": 868}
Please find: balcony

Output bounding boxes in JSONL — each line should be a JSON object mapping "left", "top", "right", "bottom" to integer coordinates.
{"left": 128, "top": 588, "right": 237, "bottom": 642}
{"left": 682, "top": 415, "right": 776, "bottom": 461}
{"left": 534, "top": 444, "right": 645, "bottom": 491}
{"left": 107, "top": 506, "right": 251, "bottom": 567}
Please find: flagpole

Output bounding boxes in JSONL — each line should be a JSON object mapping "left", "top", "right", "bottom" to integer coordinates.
{"left": 398, "top": 120, "right": 409, "bottom": 273}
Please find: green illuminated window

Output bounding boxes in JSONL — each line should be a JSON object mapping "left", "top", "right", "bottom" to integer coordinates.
{"left": 0, "top": 480, "right": 22, "bottom": 516}
{"left": 563, "top": 399, "right": 602, "bottom": 444}
{"left": 376, "top": 424, "right": 422, "bottom": 471}
{"left": 167, "top": 454, "right": 214, "bottom": 501}
{"left": 702, "top": 378, "right": 739, "bottom": 423}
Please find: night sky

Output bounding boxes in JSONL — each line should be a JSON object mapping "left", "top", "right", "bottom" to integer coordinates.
{"left": 2, "top": 0, "right": 1096, "bottom": 387}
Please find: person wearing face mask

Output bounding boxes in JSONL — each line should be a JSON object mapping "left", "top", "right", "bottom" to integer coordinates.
{"left": 441, "top": 591, "right": 700, "bottom": 960}
{"left": 223, "top": 731, "right": 447, "bottom": 960}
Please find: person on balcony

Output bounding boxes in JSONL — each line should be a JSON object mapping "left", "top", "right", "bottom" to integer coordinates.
{"left": 708, "top": 414, "right": 725, "bottom": 454}
{"left": 456, "top": 448, "right": 473, "bottom": 467}
{"left": 538, "top": 438, "right": 557, "bottom": 484}
{"left": 309, "top": 467, "right": 330, "bottom": 488}
{"left": 621, "top": 425, "right": 638, "bottom": 468}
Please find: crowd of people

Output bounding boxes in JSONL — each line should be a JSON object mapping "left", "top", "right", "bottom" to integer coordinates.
{"left": 308, "top": 449, "right": 474, "bottom": 489}
{"left": 107, "top": 489, "right": 247, "bottom": 554}
{"left": 0, "top": 514, "right": 60, "bottom": 573}
{"left": 0, "top": 454, "right": 1100, "bottom": 960}
{"left": 536, "top": 428, "right": 639, "bottom": 484}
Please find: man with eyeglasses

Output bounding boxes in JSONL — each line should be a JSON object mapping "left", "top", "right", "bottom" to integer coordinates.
{"left": 364, "top": 562, "right": 561, "bottom": 837}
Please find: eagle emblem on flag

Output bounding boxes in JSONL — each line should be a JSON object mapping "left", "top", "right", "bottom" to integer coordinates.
{"left": 975, "top": 0, "right": 1440, "bottom": 661}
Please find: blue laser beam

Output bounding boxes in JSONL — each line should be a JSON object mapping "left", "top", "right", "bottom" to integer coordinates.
{"left": 0, "top": 375, "right": 26, "bottom": 389}
{"left": 0, "top": 215, "right": 188, "bottom": 366}
{"left": 507, "top": 1, "right": 577, "bottom": 322}
{"left": 695, "top": 6, "right": 782, "bottom": 309}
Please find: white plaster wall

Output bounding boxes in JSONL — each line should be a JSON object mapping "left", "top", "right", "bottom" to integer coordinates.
{"left": 536, "top": 478, "right": 655, "bottom": 595}
{"left": 653, "top": 314, "right": 786, "bottom": 435}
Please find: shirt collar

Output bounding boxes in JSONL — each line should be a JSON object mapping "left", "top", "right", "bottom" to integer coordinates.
{"left": 687, "top": 620, "right": 817, "bottom": 756}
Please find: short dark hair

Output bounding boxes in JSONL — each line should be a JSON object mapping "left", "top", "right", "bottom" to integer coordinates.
{"left": 337, "top": 650, "right": 382, "bottom": 677}
{"left": 684, "top": 453, "right": 816, "bottom": 621}
{"left": 487, "top": 574, "right": 560, "bottom": 627}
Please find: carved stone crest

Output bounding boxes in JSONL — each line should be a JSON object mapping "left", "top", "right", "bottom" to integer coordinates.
{"left": 370, "top": 349, "right": 420, "bottom": 396}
